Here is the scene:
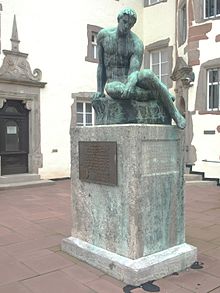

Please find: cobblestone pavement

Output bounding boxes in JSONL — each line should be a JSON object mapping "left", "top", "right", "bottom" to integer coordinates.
{"left": 0, "top": 179, "right": 220, "bottom": 293}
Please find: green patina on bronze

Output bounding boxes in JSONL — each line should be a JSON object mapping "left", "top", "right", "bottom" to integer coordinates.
{"left": 92, "top": 7, "right": 186, "bottom": 129}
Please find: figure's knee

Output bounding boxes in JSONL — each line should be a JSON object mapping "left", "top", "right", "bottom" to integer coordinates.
{"left": 105, "top": 82, "right": 116, "bottom": 96}
{"left": 105, "top": 81, "right": 124, "bottom": 99}
{"left": 139, "top": 69, "right": 159, "bottom": 82}
{"left": 137, "top": 69, "right": 160, "bottom": 89}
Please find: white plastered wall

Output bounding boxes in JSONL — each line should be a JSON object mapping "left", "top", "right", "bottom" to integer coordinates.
{"left": 143, "top": 1, "right": 176, "bottom": 46}
{"left": 143, "top": 1, "right": 176, "bottom": 96}
{"left": 0, "top": 0, "right": 144, "bottom": 179}
{"left": 190, "top": 19, "right": 220, "bottom": 179}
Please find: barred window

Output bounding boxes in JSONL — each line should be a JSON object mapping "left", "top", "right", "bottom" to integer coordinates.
{"left": 207, "top": 68, "right": 220, "bottom": 110}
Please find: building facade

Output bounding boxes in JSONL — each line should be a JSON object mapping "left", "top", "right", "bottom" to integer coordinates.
{"left": 0, "top": 0, "right": 219, "bottom": 181}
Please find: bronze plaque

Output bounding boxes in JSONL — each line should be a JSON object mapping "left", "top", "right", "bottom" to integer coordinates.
{"left": 79, "top": 141, "right": 117, "bottom": 186}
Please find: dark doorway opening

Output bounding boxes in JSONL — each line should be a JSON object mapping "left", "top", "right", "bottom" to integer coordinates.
{"left": 0, "top": 100, "right": 29, "bottom": 175}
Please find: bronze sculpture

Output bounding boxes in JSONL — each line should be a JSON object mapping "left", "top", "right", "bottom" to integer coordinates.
{"left": 92, "top": 8, "right": 186, "bottom": 129}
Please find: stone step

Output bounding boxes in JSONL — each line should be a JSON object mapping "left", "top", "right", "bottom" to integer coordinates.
{"left": 184, "top": 173, "right": 203, "bottom": 181}
{"left": 185, "top": 179, "right": 217, "bottom": 186}
{"left": 0, "top": 173, "right": 55, "bottom": 190}
{"left": 0, "top": 179, "right": 54, "bottom": 191}
{"left": 0, "top": 173, "right": 40, "bottom": 184}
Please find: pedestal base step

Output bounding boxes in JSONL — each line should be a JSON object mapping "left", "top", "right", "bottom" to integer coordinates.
{"left": 62, "top": 236, "right": 197, "bottom": 286}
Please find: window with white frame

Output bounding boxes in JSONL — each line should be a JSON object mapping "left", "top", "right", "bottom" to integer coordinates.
{"left": 76, "top": 102, "right": 94, "bottom": 126}
{"left": 144, "top": 0, "right": 166, "bottom": 7}
{"left": 149, "top": 0, "right": 160, "bottom": 4}
{"left": 150, "top": 49, "right": 169, "bottom": 87}
{"left": 91, "top": 32, "right": 98, "bottom": 59}
{"left": 207, "top": 68, "right": 220, "bottom": 110}
{"left": 85, "top": 24, "right": 102, "bottom": 63}
{"left": 205, "top": 0, "right": 220, "bottom": 18}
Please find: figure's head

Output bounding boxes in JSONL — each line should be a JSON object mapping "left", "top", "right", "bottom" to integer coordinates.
{"left": 117, "top": 7, "right": 137, "bottom": 35}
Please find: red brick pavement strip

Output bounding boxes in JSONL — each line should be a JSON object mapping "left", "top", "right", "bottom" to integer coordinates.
{"left": 0, "top": 180, "right": 220, "bottom": 293}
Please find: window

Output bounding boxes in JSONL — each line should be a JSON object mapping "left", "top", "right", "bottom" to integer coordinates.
{"left": 150, "top": 49, "right": 169, "bottom": 87}
{"left": 178, "top": 2, "right": 187, "bottom": 46}
{"left": 194, "top": 0, "right": 220, "bottom": 23}
{"left": 5, "top": 121, "right": 19, "bottom": 152}
{"left": 195, "top": 58, "right": 220, "bottom": 113}
{"left": 207, "top": 68, "right": 220, "bottom": 110}
{"left": 205, "top": 0, "right": 220, "bottom": 18}
{"left": 144, "top": 0, "right": 167, "bottom": 7}
{"left": 85, "top": 24, "right": 102, "bottom": 63}
{"left": 144, "top": 39, "right": 173, "bottom": 88}
{"left": 91, "top": 32, "right": 98, "bottom": 59}
{"left": 76, "top": 102, "right": 94, "bottom": 126}
{"left": 149, "top": 0, "right": 160, "bottom": 4}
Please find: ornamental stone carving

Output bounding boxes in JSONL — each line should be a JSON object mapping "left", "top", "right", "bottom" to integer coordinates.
{"left": 23, "top": 99, "right": 33, "bottom": 110}
{"left": 0, "top": 15, "right": 45, "bottom": 87}
{"left": 0, "top": 51, "right": 42, "bottom": 82}
{"left": 0, "top": 98, "right": 6, "bottom": 109}
{"left": 171, "top": 57, "right": 195, "bottom": 88}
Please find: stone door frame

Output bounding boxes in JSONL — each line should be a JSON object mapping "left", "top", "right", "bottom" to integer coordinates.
{"left": 0, "top": 85, "right": 43, "bottom": 176}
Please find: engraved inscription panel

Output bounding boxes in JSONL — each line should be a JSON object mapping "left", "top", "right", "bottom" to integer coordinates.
{"left": 141, "top": 140, "right": 178, "bottom": 175}
{"left": 79, "top": 141, "right": 117, "bottom": 185}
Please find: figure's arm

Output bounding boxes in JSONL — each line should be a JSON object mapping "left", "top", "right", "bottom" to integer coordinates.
{"left": 128, "top": 39, "right": 144, "bottom": 75}
{"left": 96, "top": 31, "right": 107, "bottom": 97}
{"left": 122, "top": 38, "right": 144, "bottom": 98}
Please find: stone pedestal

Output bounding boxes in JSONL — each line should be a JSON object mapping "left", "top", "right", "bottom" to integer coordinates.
{"left": 62, "top": 124, "right": 197, "bottom": 285}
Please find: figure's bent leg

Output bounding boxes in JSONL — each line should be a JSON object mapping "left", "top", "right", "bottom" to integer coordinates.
{"left": 105, "top": 82, "right": 125, "bottom": 99}
{"left": 137, "top": 70, "right": 186, "bottom": 129}
{"left": 106, "top": 81, "right": 154, "bottom": 101}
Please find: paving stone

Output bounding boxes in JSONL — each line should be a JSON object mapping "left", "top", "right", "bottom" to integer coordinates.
{"left": 202, "top": 261, "right": 220, "bottom": 278}
{"left": 57, "top": 250, "right": 105, "bottom": 276}
{"left": 0, "top": 231, "right": 24, "bottom": 246}
{"left": 62, "top": 264, "right": 101, "bottom": 284}
{"left": 100, "top": 274, "right": 125, "bottom": 288}
{"left": 167, "top": 269, "right": 220, "bottom": 293}
{"left": 0, "top": 180, "right": 219, "bottom": 293}
{"left": 203, "top": 246, "right": 220, "bottom": 260}
{"left": 33, "top": 217, "right": 71, "bottom": 236}
{"left": 21, "top": 250, "right": 73, "bottom": 274}
{"left": 86, "top": 278, "right": 124, "bottom": 293}
{"left": 186, "top": 236, "right": 219, "bottom": 253}
{"left": 0, "top": 260, "right": 37, "bottom": 286}
{"left": 22, "top": 271, "right": 94, "bottom": 293}
{"left": 0, "top": 282, "right": 32, "bottom": 293}
{"left": 155, "top": 278, "right": 194, "bottom": 292}
{"left": 210, "top": 287, "right": 220, "bottom": 293}
{"left": 3, "top": 234, "right": 64, "bottom": 259}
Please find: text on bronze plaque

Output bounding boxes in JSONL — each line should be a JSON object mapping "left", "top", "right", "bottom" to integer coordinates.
{"left": 79, "top": 141, "right": 117, "bottom": 186}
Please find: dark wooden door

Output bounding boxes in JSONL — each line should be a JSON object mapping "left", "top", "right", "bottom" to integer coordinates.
{"left": 0, "top": 100, "right": 29, "bottom": 175}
